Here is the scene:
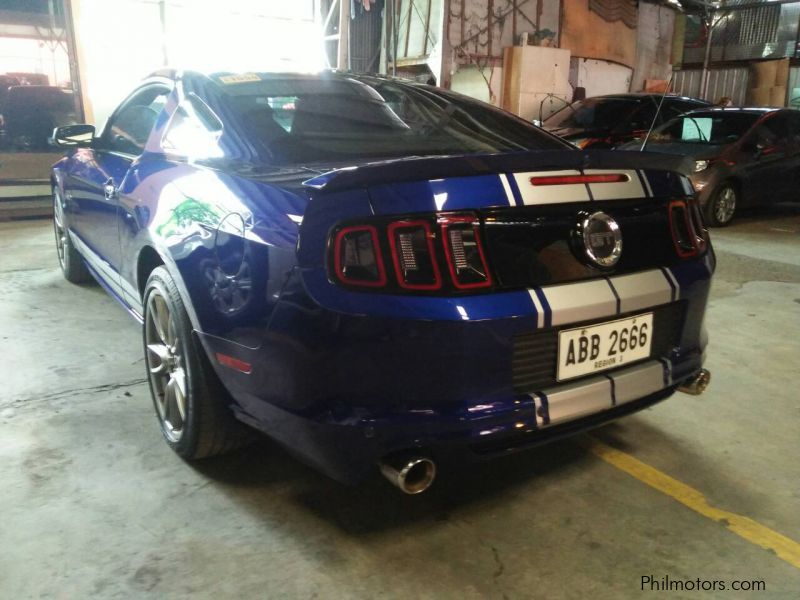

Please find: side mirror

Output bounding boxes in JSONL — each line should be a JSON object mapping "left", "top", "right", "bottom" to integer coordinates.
{"left": 52, "top": 124, "right": 95, "bottom": 148}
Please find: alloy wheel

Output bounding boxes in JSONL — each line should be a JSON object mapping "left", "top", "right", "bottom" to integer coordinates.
{"left": 145, "top": 290, "right": 187, "bottom": 442}
{"left": 714, "top": 186, "right": 737, "bottom": 224}
{"left": 53, "top": 191, "right": 66, "bottom": 269}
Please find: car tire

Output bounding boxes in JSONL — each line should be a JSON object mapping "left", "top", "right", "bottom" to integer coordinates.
{"left": 705, "top": 182, "right": 738, "bottom": 227}
{"left": 142, "top": 266, "right": 252, "bottom": 459}
{"left": 53, "top": 188, "right": 91, "bottom": 283}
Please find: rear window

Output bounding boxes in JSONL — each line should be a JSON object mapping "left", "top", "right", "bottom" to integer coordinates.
{"left": 213, "top": 74, "right": 567, "bottom": 164}
{"left": 544, "top": 98, "right": 639, "bottom": 130}
{"left": 650, "top": 112, "right": 759, "bottom": 145}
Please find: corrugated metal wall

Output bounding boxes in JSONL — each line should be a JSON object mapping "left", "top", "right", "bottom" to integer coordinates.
{"left": 788, "top": 66, "right": 800, "bottom": 108}
{"left": 350, "top": 0, "right": 385, "bottom": 72}
{"left": 682, "top": 2, "right": 800, "bottom": 64}
{"left": 673, "top": 66, "right": 750, "bottom": 104}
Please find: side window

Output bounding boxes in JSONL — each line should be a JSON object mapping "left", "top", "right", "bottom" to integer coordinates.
{"left": 267, "top": 96, "right": 297, "bottom": 132}
{"left": 628, "top": 102, "right": 658, "bottom": 131}
{"left": 105, "top": 87, "right": 169, "bottom": 155}
{"left": 162, "top": 94, "right": 223, "bottom": 158}
{"left": 757, "top": 114, "right": 791, "bottom": 146}
{"left": 787, "top": 113, "right": 800, "bottom": 145}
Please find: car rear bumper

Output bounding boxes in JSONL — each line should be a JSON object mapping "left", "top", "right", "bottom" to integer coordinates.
{"left": 198, "top": 257, "right": 713, "bottom": 484}
{"left": 222, "top": 355, "right": 700, "bottom": 484}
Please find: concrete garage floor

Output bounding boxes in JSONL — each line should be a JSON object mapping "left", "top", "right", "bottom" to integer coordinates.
{"left": 1, "top": 207, "right": 799, "bottom": 599}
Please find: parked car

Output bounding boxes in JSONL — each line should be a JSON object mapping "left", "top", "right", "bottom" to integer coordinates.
{"left": 1, "top": 85, "right": 77, "bottom": 150}
{"left": 51, "top": 70, "right": 713, "bottom": 492}
{"left": 0, "top": 74, "right": 20, "bottom": 103}
{"left": 0, "top": 75, "right": 21, "bottom": 147}
{"left": 620, "top": 107, "right": 800, "bottom": 226}
{"left": 5, "top": 72, "right": 49, "bottom": 86}
{"left": 543, "top": 93, "right": 710, "bottom": 149}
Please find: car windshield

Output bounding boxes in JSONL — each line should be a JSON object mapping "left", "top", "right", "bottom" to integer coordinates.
{"left": 544, "top": 97, "right": 640, "bottom": 130}
{"left": 649, "top": 112, "right": 760, "bottom": 145}
{"left": 214, "top": 74, "right": 566, "bottom": 164}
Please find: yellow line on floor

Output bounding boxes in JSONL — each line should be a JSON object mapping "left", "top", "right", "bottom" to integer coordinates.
{"left": 584, "top": 436, "right": 800, "bottom": 570}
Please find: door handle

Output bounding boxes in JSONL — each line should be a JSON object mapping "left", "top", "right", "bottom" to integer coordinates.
{"left": 103, "top": 178, "right": 117, "bottom": 200}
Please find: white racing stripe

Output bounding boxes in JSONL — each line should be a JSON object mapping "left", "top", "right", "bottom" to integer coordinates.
{"left": 508, "top": 168, "right": 651, "bottom": 206}
{"left": 639, "top": 170, "right": 654, "bottom": 197}
{"left": 529, "top": 360, "right": 669, "bottom": 427}
{"left": 70, "top": 232, "right": 140, "bottom": 306}
{"left": 538, "top": 376, "right": 613, "bottom": 427}
{"left": 528, "top": 268, "right": 682, "bottom": 329}
{"left": 511, "top": 170, "right": 590, "bottom": 205}
{"left": 528, "top": 290, "right": 546, "bottom": 329}
{"left": 532, "top": 393, "right": 548, "bottom": 427}
{"left": 542, "top": 279, "right": 618, "bottom": 327}
{"left": 583, "top": 169, "right": 646, "bottom": 200}
{"left": 609, "top": 269, "right": 674, "bottom": 313}
{"left": 662, "top": 267, "right": 679, "bottom": 302}
{"left": 611, "top": 361, "right": 665, "bottom": 405}
{"left": 498, "top": 173, "right": 516, "bottom": 205}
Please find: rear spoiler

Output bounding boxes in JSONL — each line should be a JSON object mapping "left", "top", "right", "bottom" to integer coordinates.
{"left": 302, "top": 149, "right": 694, "bottom": 193}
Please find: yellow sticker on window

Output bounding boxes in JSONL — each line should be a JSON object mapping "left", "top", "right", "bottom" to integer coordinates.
{"left": 218, "top": 73, "right": 261, "bottom": 84}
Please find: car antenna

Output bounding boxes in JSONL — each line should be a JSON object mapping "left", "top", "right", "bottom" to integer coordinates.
{"left": 538, "top": 93, "right": 576, "bottom": 126}
{"left": 639, "top": 74, "right": 674, "bottom": 151}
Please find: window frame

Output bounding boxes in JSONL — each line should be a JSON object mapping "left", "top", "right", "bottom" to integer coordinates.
{"left": 99, "top": 81, "right": 173, "bottom": 158}
{"left": 160, "top": 92, "right": 224, "bottom": 160}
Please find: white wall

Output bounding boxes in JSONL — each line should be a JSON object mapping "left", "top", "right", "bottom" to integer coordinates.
{"left": 631, "top": 2, "right": 675, "bottom": 92}
{"left": 71, "top": 0, "right": 322, "bottom": 129}
{"left": 451, "top": 65, "right": 503, "bottom": 105}
{"left": 455, "top": 0, "right": 560, "bottom": 52}
{"left": 445, "top": 0, "right": 561, "bottom": 102}
{"left": 569, "top": 58, "right": 632, "bottom": 97}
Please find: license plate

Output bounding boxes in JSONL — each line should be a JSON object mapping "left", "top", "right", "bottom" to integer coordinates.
{"left": 557, "top": 313, "right": 654, "bottom": 381}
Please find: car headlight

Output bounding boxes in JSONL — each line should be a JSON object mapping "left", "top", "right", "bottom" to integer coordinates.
{"left": 694, "top": 160, "right": 709, "bottom": 172}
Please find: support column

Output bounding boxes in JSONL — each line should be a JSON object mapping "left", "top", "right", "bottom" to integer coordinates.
{"left": 338, "top": 0, "right": 350, "bottom": 70}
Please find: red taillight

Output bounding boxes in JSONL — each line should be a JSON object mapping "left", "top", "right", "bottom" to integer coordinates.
{"left": 529, "top": 173, "right": 629, "bottom": 186}
{"left": 333, "top": 225, "right": 387, "bottom": 287}
{"left": 669, "top": 199, "right": 708, "bottom": 259}
{"left": 331, "top": 214, "right": 493, "bottom": 292}
{"left": 688, "top": 199, "right": 709, "bottom": 253}
{"left": 387, "top": 220, "right": 442, "bottom": 290}
{"left": 439, "top": 215, "right": 492, "bottom": 289}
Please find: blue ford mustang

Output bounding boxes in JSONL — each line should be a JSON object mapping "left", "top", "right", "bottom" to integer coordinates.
{"left": 51, "top": 69, "right": 713, "bottom": 493}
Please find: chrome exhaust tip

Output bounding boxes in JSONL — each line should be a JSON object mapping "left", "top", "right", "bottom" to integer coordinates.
{"left": 379, "top": 454, "right": 437, "bottom": 494}
{"left": 678, "top": 368, "right": 711, "bottom": 395}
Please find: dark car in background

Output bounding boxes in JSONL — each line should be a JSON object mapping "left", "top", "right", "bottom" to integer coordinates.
{"left": 621, "top": 108, "right": 800, "bottom": 225}
{"left": 0, "top": 75, "right": 20, "bottom": 104}
{"left": 0, "top": 85, "right": 77, "bottom": 150}
{"left": 0, "top": 75, "right": 20, "bottom": 146}
{"left": 543, "top": 93, "right": 710, "bottom": 149}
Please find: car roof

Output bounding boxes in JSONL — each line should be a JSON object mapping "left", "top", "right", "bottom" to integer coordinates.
{"left": 685, "top": 106, "right": 780, "bottom": 113}
{"left": 592, "top": 93, "right": 708, "bottom": 102}
{"left": 148, "top": 68, "right": 418, "bottom": 86}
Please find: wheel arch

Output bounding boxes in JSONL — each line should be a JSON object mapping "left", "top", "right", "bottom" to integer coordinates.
{"left": 135, "top": 242, "right": 204, "bottom": 334}
{"left": 136, "top": 245, "right": 165, "bottom": 299}
{"left": 721, "top": 176, "right": 742, "bottom": 196}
